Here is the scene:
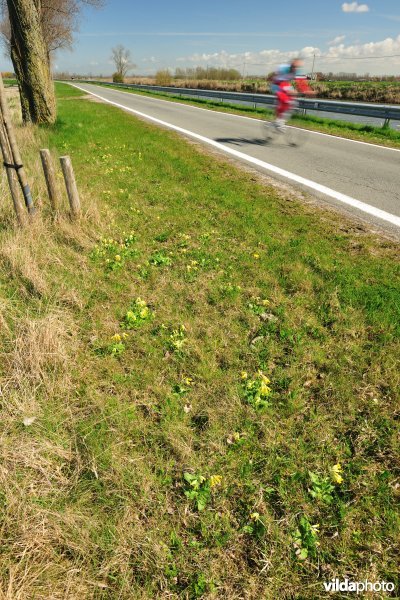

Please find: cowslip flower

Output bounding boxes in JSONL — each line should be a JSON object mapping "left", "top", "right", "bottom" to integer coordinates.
{"left": 331, "top": 463, "right": 344, "bottom": 485}
{"left": 210, "top": 475, "right": 222, "bottom": 488}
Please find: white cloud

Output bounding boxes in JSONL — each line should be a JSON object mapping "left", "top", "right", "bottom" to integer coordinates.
{"left": 342, "top": 2, "right": 370, "bottom": 13}
{"left": 177, "top": 35, "right": 400, "bottom": 75}
{"left": 177, "top": 47, "right": 322, "bottom": 71}
{"left": 329, "top": 35, "right": 346, "bottom": 45}
{"left": 327, "top": 34, "right": 400, "bottom": 59}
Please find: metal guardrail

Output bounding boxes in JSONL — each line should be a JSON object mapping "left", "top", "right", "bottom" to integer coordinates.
{"left": 79, "top": 81, "right": 400, "bottom": 125}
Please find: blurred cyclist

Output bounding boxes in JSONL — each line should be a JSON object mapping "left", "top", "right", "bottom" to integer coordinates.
{"left": 270, "top": 58, "right": 313, "bottom": 131}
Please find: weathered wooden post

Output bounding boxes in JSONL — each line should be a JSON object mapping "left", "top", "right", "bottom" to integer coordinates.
{"left": 0, "top": 122, "right": 26, "bottom": 224}
{"left": 40, "top": 149, "right": 59, "bottom": 215}
{"left": 60, "top": 156, "right": 81, "bottom": 219}
{"left": 0, "top": 72, "right": 35, "bottom": 214}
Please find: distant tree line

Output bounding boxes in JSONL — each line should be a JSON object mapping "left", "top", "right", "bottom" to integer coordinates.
{"left": 174, "top": 67, "right": 241, "bottom": 81}
{"left": 313, "top": 72, "right": 400, "bottom": 82}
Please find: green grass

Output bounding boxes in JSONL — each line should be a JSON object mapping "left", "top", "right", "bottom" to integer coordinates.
{"left": 86, "top": 82, "right": 400, "bottom": 149}
{"left": 3, "top": 78, "right": 17, "bottom": 87}
{"left": 0, "top": 82, "right": 399, "bottom": 598}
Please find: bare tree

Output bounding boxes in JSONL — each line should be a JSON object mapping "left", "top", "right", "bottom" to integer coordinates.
{"left": 1, "top": 0, "right": 103, "bottom": 58}
{"left": 1, "top": 0, "right": 103, "bottom": 124}
{"left": 111, "top": 45, "right": 135, "bottom": 79}
{"left": 5, "top": 0, "right": 56, "bottom": 124}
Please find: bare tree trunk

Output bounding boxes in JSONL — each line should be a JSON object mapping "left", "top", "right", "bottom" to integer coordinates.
{"left": 6, "top": 0, "right": 56, "bottom": 125}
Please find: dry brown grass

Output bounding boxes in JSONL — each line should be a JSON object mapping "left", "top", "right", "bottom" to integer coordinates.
{"left": 0, "top": 224, "right": 50, "bottom": 297}
{"left": 0, "top": 305, "right": 82, "bottom": 598}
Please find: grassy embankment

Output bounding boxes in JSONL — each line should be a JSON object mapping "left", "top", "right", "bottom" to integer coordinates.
{"left": 0, "top": 82, "right": 399, "bottom": 598}
{"left": 87, "top": 82, "right": 400, "bottom": 149}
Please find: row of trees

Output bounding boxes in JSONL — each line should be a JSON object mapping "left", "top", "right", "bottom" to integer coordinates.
{"left": 314, "top": 72, "right": 400, "bottom": 82}
{"left": 0, "top": 0, "right": 103, "bottom": 124}
{"left": 174, "top": 67, "right": 241, "bottom": 81}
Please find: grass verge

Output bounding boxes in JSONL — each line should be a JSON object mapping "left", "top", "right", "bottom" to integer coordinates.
{"left": 88, "top": 82, "right": 400, "bottom": 149}
{"left": 3, "top": 78, "right": 17, "bottom": 87}
{"left": 0, "top": 82, "right": 399, "bottom": 599}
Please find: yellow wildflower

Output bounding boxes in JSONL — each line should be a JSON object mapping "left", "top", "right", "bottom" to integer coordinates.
{"left": 260, "top": 382, "right": 271, "bottom": 396}
{"left": 258, "top": 371, "right": 271, "bottom": 385}
{"left": 331, "top": 463, "right": 344, "bottom": 485}
{"left": 115, "top": 255, "right": 121, "bottom": 262}
{"left": 241, "top": 371, "right": 248, "bottom": 380}
{"left": 253, "top": 253, "right": 260, "bottom": 259}
{"left": 112, "top": 334, "right": 121, "bottom": 342}
{"left": 210, "top": 475, "right": 222, "bottom": 488}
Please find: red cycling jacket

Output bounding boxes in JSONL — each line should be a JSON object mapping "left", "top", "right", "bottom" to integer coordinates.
{"left": 276, "top": 77, "right": 312, "bottom": 116}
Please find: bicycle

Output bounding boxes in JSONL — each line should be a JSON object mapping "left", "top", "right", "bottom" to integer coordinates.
{"left": 262, "top": 97, "right": 307, "bottom": 147}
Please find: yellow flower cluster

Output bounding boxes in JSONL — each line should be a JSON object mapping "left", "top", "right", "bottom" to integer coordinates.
{"left": 209, "top": 475, "right": 222, "bottom": 488}
{"left": 242, "top": 370, "right": 272, "bottom": 410}
{"left": 122, "top": 298, "right": 153, "bottom": 329}
{"left": 258, "top": 371, "right": 272, "bottom": 397}
{"left": 111, "top": 333, "right": 129, "bottom": 342}
{"left": 331, "top": 463, "right": 344, "bottom": 485}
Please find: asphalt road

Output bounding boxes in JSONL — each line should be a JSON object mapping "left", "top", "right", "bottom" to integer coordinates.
{"left": 74, "top": 83, "right": 400, "bottom": 238}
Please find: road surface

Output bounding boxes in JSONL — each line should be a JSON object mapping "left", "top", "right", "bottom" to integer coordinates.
{"left": 74, "top": 83, "right": 400, "bottom": 238}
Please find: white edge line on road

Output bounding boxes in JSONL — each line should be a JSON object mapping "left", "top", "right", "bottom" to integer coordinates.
{"left": 72, "top": 83, "right": 400, "bottom": 229}
{"left": 78, "top": 82, "right": 400, "bottom": 154}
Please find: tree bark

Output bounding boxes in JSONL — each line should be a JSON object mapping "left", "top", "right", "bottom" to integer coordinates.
{"left": 6, "top": 0, "right": 56, "bottom": 125}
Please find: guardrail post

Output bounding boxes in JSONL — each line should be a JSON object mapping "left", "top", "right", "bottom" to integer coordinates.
{"left": 383, "top": 118, "right": 390, "bottom": 128}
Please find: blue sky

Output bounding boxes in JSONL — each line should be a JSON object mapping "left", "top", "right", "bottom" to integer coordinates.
{"left": 2, "top": 0, "right": 400, "bottom": 75}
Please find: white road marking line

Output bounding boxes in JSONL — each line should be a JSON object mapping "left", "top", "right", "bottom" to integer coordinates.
{"left": 79, "top": 82, "right": 400, "bottom": 153}
{"left": 72, "top": 84, "right": 400, "bottom": 229}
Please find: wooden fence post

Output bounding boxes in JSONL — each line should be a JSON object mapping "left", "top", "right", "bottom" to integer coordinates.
{"left": 40, "top": 149, "right": 59, "bottom": 215}
{"left": 0, "top": 122, "right": 26, "bottom": 224}
{"left": 0, "top": 73, "right": 35, "bottom": 214}
{"left": 60, "top": 156, "right": 81, "bottom": 219}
